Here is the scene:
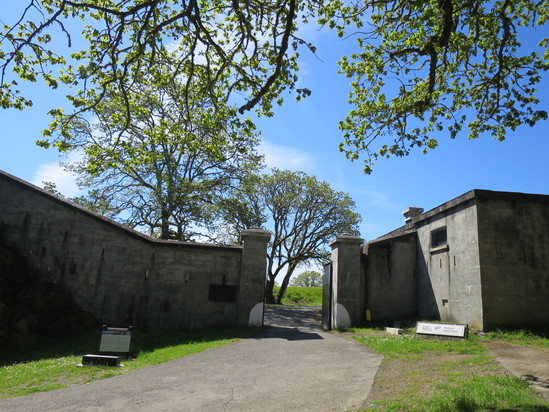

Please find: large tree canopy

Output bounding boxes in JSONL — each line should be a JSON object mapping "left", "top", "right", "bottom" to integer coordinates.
{"left": 64, "top": 56, "right": 262, "bottom": 241}
{"left": 1, "top": 0, "right": 548, "bottom": 173}
{"left": 322, "top": 0, "right": 549, "bottom": 173}
{"left": 1, "top": 0, "right": 317, "bottom": 144}
{"left": 223, "top": 169, "right": 361, "bottom": 303}
{"left": 290, "top": 270, "right": 323, "bottom": 287}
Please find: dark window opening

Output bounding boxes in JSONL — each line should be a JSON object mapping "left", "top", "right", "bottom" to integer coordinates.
{"left": 431, "top": 227, "right": 447, "bottom": 248}
{"left": 209, "top": 284, "right": 237, "bottom": 303}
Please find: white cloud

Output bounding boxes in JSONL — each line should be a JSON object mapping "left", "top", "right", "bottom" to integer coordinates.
{"left": 259, "top": 140, "right": 315, "bottom": 172}
{"left": 31, "top": 156, "right": 81, "bottom": 198}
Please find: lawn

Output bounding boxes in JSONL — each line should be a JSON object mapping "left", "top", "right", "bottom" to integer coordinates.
{"left": 346, "top": 328, "right": 549, "bottom": 411}
{"left": 0, "top": 328, "right": 255, "bottom": 399}
{"left": 275, "top": 286, "right": 322, "bottom": 306}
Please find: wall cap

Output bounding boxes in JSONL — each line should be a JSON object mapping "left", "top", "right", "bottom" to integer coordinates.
{"left": 240, "top": 228, "right": 271, "bottom": 242}
{"left": 329, "top": 233, "right": 364, "bottom": 248}
{"left": 0, "top": 169, "right": 242, "bottom": 251}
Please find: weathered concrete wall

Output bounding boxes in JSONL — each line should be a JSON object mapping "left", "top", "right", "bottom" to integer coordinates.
{"left": 329, "top": 234, "right": 364, "bottom": 328}
{"left": 415, "top": 198, "right": 483, "bottom": 329}
{"left": 476, "top": 194, "right": 549, "bottom": 329}
{"left": 238, "top": 229, "right": 271, "bottom": 327}
{"left": 363, "top": 234, "right": 417, "bottom": 322}
{"left": 0, "top": 170, "right": 269, "bottom": 331}
{"left": 357, "top": 190, "right": 549, "bottom": 331}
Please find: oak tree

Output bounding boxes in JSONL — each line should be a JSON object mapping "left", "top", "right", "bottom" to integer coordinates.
{"left": 1, "top": 0, "right": 317, "bottom": 145}
{"left": 290, "top": 270, "right": 323, "bottom": 287}
{"left": 224, "top": 169, "right": 361, "bottom": 304}
{"left": 64, "top": 57, "right": 262, "bottom": 240}
{"left": 2, "top": 1, "right": 547, "bottom": 174}
{"left": 322, "top": 0, "right": 549, "bottom": 173}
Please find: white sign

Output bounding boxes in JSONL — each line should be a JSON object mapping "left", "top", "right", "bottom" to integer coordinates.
{"left": 416, "top": 322, "right": 468, "bottom": 338}
{"left": 99, "top": 327, "right": 132, "bottom": 353}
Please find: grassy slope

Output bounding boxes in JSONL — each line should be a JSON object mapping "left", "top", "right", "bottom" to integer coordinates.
{"left": 275, "top": 286, "right": 322, "bottom": 306}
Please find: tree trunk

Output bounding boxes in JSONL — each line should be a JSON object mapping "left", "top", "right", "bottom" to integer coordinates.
{"left": 276, "top": 264, "right": 297, "bottom": 304}
{"left": 265, "top": 275, "right": 276, "bottom": 304}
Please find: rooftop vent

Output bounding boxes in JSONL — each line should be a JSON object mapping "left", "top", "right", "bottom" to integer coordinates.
{"left": 403, "top": 207, "right": 424, "bottom": 223}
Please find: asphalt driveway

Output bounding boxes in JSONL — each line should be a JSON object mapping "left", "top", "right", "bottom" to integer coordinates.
{"left": 0, "top": 306, "right": 383, "bottom": 411}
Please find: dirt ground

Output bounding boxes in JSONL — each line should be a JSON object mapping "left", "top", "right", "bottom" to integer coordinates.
{"left": 362, "top": 336, "right": 549, "bottom": 408}
{"left": 483, "top": 340, "right": 549, "bottom": 401}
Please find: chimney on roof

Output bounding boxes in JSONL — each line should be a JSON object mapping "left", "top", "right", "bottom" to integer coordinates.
{"left": 403, "top": 207, "right": 424, "bottom": 223}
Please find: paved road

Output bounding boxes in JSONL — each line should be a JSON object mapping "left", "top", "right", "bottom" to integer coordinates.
{"left": 0, "top": 306, "right": 383, "bottom": 411}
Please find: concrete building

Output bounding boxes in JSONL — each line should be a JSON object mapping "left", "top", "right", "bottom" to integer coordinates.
{"left": 330, "top": 189, "right": 549, "bottom": 330}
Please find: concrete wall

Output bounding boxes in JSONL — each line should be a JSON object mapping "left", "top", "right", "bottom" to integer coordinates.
{"left": 0, "top": 170, "right": 269, "bottom": 331}
{"left": 329, "top": 234, "right": 364, "bottom": 328}
{"left": 415, "top": 198, "right": 483, "bottom": 329}
{"left": 363, "top": 234, "right": 417, "bottom": 322}
{"left": 476, "top": 194, "right": 549, "bottom": 329}
{"left": 353, "top": 190, "right": 549, "bottom": 331}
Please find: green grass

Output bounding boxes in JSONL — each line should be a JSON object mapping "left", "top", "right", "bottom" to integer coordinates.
{"left": 353, "top": 334, "right": 486, "bottom": 359}
{"left": 484, "top": 328, "right": 549, "bottom": 348}
{"left": 275, "top": 286, "right": 322, "bottom": 306}
{"left": 354, "top": 331, "right": 549, "bottom": 411}
{"left": 0, "top": 328, "right": 255, "bottom": 399}
{"left": 373, "top": 374, "right": 547, "bottom": 412}
{"left": 339, "top": 326, "right": 386, "bottom": 333}
{"left": 425, "top": 375, "right": 548, "bottom": 411}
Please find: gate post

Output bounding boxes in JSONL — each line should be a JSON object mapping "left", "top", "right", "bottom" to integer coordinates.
{"left": 238, "top": 228, "right": 271, "bottom": 327}
{"left": 330, "top": 234, "right": 364, "bottom": 329}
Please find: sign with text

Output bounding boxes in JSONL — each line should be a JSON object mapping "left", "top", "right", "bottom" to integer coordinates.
{"left": 99, "top": 326, "right": 132, "bottom": 353}
{"left": 416, "top": 322, "right": 468, "bottom": 338}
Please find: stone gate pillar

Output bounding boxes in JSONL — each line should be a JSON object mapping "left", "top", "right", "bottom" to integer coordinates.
{"left": 238, "top": 228, "right": 271, "bottom": 327}
{"left": 330, "top": 234, "right": 364, "bottom": 328}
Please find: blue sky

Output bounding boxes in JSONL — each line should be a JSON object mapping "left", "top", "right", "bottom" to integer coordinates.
{"left": 1, "top": 8, "right": 548, "bottom": 242}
